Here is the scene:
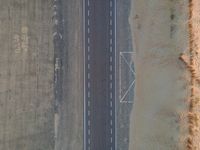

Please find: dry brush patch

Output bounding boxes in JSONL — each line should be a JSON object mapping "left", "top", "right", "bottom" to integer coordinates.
{"left": 179, "top": 0, "right": 200, "bottom": 149}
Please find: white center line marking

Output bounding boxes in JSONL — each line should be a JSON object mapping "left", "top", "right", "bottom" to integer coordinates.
{"left": 88, "top": 0, "right": 90, "bottom": 6}
{"left": 110, "top": 19, "right": 112, "bottom": 25}
{"left": 88, "top": 91, "right": 90, "bottom": 98}
{"left": 88, "top": 82, "right": 90, "bottom": 88}
{"left": 110, "top": 65, "right": 113, "bottom": 71}
{"left": 110, "top": 101, "right": 112, "bottom": 107}
{"left": 88, "top": 63, "right": 90, "bottom": 69}
{"left": 110, "top": 39, "right": 112, "bottom": 45}
{"left": 110, "top": 46, "right": 113, "bottom": 52}
{"left": 110, "top": 92, "right": 113, "bottom": 99}
{"left": 110, "top": 74, "right": 112, "bottom": 80}
{"left": 88, "top": 46, "right": 90, "bottom": 52}
{"left": 110, "top": 1, "right": 113, "bottom": 7}
{"left": 110, "top": 83, "right": 112, "bottom": 89}
{"left": 110, "top": 56, "right": 113, "bottom": 62}
{"left": 110, "top": 29, "right": 112, "bottom": 35}
{"left": 88, "top": 10, "right": 90, "bottom": 16}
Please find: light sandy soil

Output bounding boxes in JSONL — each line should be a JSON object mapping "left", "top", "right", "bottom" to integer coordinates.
{"left": 0, "top": 0, "right": 54, "bottom": 150}
{"left": 129, "top": 0, "right": 190, "bottom": 149}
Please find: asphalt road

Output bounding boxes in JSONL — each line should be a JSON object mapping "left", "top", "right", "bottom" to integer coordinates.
{"left": 84, "top": 0, "right": 116, "bottom": 150}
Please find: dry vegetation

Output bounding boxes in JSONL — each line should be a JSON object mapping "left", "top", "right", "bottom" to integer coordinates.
{"left": 179, "top": 0, "right": 200, "bottom": 149}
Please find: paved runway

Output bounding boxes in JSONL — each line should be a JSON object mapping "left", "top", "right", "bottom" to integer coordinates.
{"left": 84, "top": 0, "right": 116, "bottom": 150}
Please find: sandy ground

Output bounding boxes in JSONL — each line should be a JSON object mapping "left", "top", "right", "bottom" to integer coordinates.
{"left": 129, "top": 0, "right": 190, "bottom": 149}
{"left": 0, "top": 0, "right": 54, "bottom": 150}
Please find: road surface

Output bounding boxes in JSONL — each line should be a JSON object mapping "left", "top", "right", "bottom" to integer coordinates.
{"left": 84, "top": 0, "right": 116, "bottom": 150}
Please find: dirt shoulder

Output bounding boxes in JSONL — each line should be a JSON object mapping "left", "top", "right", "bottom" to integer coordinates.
{"left": 129, "top": 0, "right": 189, "bottom": 149}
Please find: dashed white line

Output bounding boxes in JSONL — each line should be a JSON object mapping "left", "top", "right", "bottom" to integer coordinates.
{"left": 110, "top": 74, "right": 112, "bottom": 80}
{"left": 110, "top": 46, "right": 113, "bottom": 53}
{"left": 110, "top": 65, "right": 113, "bottom": 71}
{"left": 110, "top": 56, "right": 113, "bottom": 62}
{"left": 110, "top": 110, "right": 113, "bottom": 116}
{"left": 88, "top": 82, "right": 90, "bottom": 88}
{"left": 110, "top": 19, "right": 113, "bottom": 25}
{"left": 110, "top": 92, "right": 113, "bottom": 99}
{"left": 110, "top": 29, "right": 113, "bottom": 35}
{"left": 88, "top": 73, "right": 90, "bottom": 79}
{"left": 88, "top": 91, "right": 90, "bottom": 98}
{"left": 110, "top": 83, "right": 112, "bottom": 89}
{"left": 88, "top": 63, "right": 90, "bottom": 69}
{"left": 88, "top": 10, "right": 90, "bottom": 16}
{"left": 110, "top": 11, "right": 112, "bottom": 17}
{"left": 110, "top": 101, "right": 113, "bottom": 107}
{"left": 88, "top": 110, "right": 90, "bottom": 116}
{"left": 110, "top": 1, "right": 113, "bottom": 7}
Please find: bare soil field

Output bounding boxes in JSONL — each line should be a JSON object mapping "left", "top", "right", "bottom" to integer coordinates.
{"left": 0, "top": 0, "right": 54, "bottom": 149}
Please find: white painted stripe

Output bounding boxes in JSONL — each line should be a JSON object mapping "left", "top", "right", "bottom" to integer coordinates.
{"left": 110, "top": 83, "right": 112, "bottom": 89}
{"left": 110, "top": 110, "right": 112, "bottom": 116}
{"left": 110, "top": 38, "right": 112, "bottom": 45}
{"left": 110, "top": 74, "right": 112, "bottom": 80}
{"left": 88, "top": 82, "right": 90, "bottom": 88}
{"left": 88, "top": 19, "right": 90, "bottom": 26}
{"left": 110, "top": 10, "right": 112, "bottom": 17}
{"left": 110, "top": 65, "right": 113, "bottom": 71}
{"left": 110, "top": 46, "right": 112, "bottom": 52}
{"left": 110, "top": 19, "right": 112, "bottom": 25}
{"left": 88, "top": 110, "right": 90, "bottom": 116}
{"left": 88, "top": 28, "right": 90, "bottom": 34}
{"left": 88, "top": 120, "right": 91, "bottom": 126}
{"left": 110, "top": 120, "right": 113, "bottom": 125}
{"left": 88, "top": 0, "right": 90, "bottom": 6}
{"left": 88, "top": 100, "right": 90, "bottom": 107}
{"left": 110, "top": 92, "right": 112, "bottom": 99}
{"left": 88, "top": 55, "right": 90, "bottom": 61}
{"left": 110, "top": 29, "right": 112, "bottom": 35}
{"left": 88, "top": 91, "right": 90, "bottom": 98}
{"left": 110, "top": 1, "right": 113, "bottom": 7}
{"left": 88, "top": 63, "right": 90, "bottom": 69}
{"left": 88, "top": 46, "right": 90, "bottom": 52}
{"left": 88, "top": 10, "right": 90, "bottom": 16}
{"left": 110, "top": 56, "right": 113, "bottom": 62}
{"left": 88, "top": 37, "right": 90, "bottom": 44}
{"left": 110, "top": 101, "right": 112, "bottom": 107}
{"left": 88, "top": 73, "right": 90, "bottom": 79}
